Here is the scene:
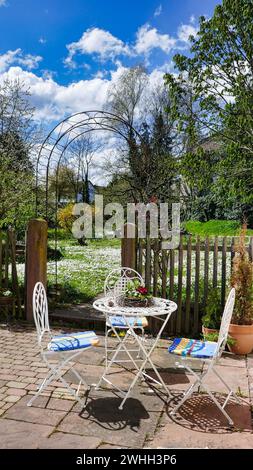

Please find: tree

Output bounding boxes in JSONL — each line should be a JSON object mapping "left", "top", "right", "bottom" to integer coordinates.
{"left": 165, "top": 0, "right": 253, "bottom": 222}
{"left": 105, "top": 66, "right": 178, "bottom": 204}
{"left": 67, "top": 133, "right": 101, "bottom": 204}
{"left": 0, "top": 152, "right": 34, "bottom": 234}
{"left": 0, "top": 79, "right": 37, "bottom": 234}
{"left": 48, "top": 166, "right": 77, "bottom": 204}
{"left": 106, "top": 66, "right": 147, "bottom": 129}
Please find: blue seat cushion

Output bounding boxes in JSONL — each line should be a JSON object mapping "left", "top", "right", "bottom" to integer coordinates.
{"left": 168, "top": 337, "right": 217, "bottom": 359}
{"left": 107, "top": 316, "right": 148, "bottom": 328}
{"left": 48, "top": 331, "right": 99, "bottom": 352}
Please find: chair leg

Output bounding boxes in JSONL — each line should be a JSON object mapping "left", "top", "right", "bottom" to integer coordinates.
{"left": 70, "top": 366, "right": 89, "bottom": 391}
{"left": 27, "top": 368, "right": 57, "bottom": 406}
{"left": 170, "top": 364, "right": 235, "bottom": 426}
{"left": 212, "top": 367, "right": 241, "bottom": 404}
{"left": 28, "top": 358, "right": 86, "bottom": 408}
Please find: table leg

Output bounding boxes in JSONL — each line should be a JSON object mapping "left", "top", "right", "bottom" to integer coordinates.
{"left": 118, "top": 312, "right": 173, "bottom": 409}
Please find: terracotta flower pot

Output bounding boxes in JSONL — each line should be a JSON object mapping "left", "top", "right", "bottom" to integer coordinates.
{"left": 202, "top": 325, "right": 219, "bottom": 337}
{"left": 228, "top": 323, "right": 253, "bottom": 355}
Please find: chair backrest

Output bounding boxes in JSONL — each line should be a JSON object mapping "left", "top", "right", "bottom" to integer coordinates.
{"left": 104, "top": 267, "right": 144, "bottom": 298}
{"left": 215, "top": 288, "right": 235, "bottom": 358}
{"left": 33, "top": 282, "right": 50, "bottom": 347}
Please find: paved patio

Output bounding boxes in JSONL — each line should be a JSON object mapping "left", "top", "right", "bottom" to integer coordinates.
{"left": 0, "top": 322, "right": 252, "bottom": 449}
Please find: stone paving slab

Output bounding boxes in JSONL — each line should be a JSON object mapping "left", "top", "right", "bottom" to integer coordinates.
{"left": 0, "top": 323, "right": 252, "bottom": 449}
{"left": 38, "top": 431, "right": 102, "bottom": 449}
{"left": 57, "top": 396, "right": 161, "bottom": 448}
{"left": 149, "top": 395, "right": 253, "bottom": 449}
{"left": 4, "top": 395, "right": 68, "bottom": 426}
{"left": 0, "top": 419, "right": 54, "bottom": 449}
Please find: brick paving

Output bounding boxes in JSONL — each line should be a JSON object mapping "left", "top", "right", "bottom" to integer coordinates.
{"left": 0, "top": 322, "right": 252, "bottom": 449}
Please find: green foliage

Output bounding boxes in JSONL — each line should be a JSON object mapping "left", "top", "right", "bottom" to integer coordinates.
{"left": 0, "top": 79, "right": 37, "bottom": 236}
{"left": 0, "top": 288, "right": 13, "bottom": 298}
{"left": 184, "top": 219, "right": 244, "bottom": 237}
{"left": 202, "top": 288, "right": 222, "bottom": 329}
{"left": 48, "top": 228, "right": 72, "bottom": 240}
{"left": 125, "top": 279, "right": 152, "bottom": 300}
{"left": 44, "top": 237, "right": 121, "bottom": 305}
{"left": 203, "top": 331, "right": 236, "bottom": 347}
{"left": 0, "top": 153, "right": 35, "bottom": 236}
{"left": 57, "top": 204, "right": 75, "bottom": 233}
{"left": 231, "top": 225, "right": 253, "bottom": 325}
{"left": 106, "top": 66, "right": 179, "bottom": 204}
{"left": 165, "top": 0, "right": 253, "bottom": 222}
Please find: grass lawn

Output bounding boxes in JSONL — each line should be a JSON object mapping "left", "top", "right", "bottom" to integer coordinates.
{"left": 47, "top": 236, "right": 121, "bottom": 304}
{"left": 183, "top": 220, "right": 253, "bottom": 237}
{"left": 17, "top": 220, "right": 250, "bottom": 307}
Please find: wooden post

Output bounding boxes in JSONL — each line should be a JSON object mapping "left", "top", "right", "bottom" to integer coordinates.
{"left": 169, "top": 249, "right": 175, "bottom": 334}
{"left": 203, "top": 237, "right": 210, "bottom": 307}
{"left": 8, "top": 228, "right": 22, "bottom": 317}
{"left": 145, "top": 235, "right": 151, "bottom": 291}
{"left": 221, "top": 236, "right": 227, "bottom": 309}
{"left": 185, "top": 235, "right": 192, "bottom": 335}
{"left": 176, "top": 236, "right": 183, "bottom": 334}
{"left": 121, "top": 223, "right": 136, "bottom": 270}
{"left": 0, "top": 231, "right": 2, "bottom": 288}
{"left": 194, "top": 236, "right": 200, "bottom": 334}
{"left": 161, "top": 249, "right": 168, "bottom": 299}
{"left": 213, "top": 236, "right": 218, "bottom": 288}
{"left": 25, "top": 219, "right": 48, "bottom": 322}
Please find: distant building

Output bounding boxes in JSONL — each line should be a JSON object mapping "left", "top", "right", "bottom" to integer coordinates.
{"left": 58, "top": 180, "right": 96, "bottom": 206}
{"left": 76, "top": 180, "right": 95, "bottom": 204}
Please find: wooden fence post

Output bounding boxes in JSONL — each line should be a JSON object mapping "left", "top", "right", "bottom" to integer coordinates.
{"left": 121, "top": 223, "right": 136, "bottom": 270}
{"left": 8, "top": 228, "right": 22, "bottom": 317}
{"left": 25, "top": 219, "right": 48, "bottom": 322}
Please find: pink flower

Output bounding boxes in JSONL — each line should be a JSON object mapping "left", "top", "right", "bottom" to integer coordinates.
{"left": 137, "top": 286, "right": 148, "bottom": 295}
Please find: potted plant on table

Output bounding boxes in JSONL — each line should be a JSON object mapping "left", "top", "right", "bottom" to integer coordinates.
{"left": 123, "top": 279, "right": 154, "bottom": 308}
{"left": 229, "top": 225, "right": 253, "bottom": 355}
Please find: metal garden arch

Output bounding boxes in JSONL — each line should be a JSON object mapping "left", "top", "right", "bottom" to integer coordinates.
{"left": 35, "top": 110, "right": 142, "bottom": 288}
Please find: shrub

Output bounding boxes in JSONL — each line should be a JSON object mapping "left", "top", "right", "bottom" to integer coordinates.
{"left": 202, "top": 287, "right": 222, "bottom": 329}
{"left": 231, "top": 225, "right": 253, "bottom": 325}
{"left": 57, "top": 204, "right": 75, "bottom": 233}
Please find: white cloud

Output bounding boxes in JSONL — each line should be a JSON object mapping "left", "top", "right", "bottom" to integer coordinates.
{"left": 17, "top": 53, "right": 42, "bottom": 70}
{"left": 0, "top": 49, "right": 20, "bottom": 72}
{"left": 178, "top": 24, "right": 198, "bottom": 43}
{"left": 65, "top": 23, "right": 181, "bottom": 67}
{"left": 39, "top": 37, "right": 47, "bottom": 44}
{"left": 190, "top": 15, "right": 196, "bottom": 24}
{"left": 0, "top": 60, "right": 173, "bottom": 125}
{"left": 0, "top": 49, "right": 42, "bottom": 72}
{"left": 0, "top": 0, "right": 7, "bottom": 6}
{"left": 134, "top": 23, "right": 176, "bottom": 56}
{"left": 65, "top": 27, "right": 131, "bottom": 66}
{"left": 154, "top": 4, "right": 162, "bottom": 17}
{"left": 0, "top": 66, "right": 110, "bottom": 122}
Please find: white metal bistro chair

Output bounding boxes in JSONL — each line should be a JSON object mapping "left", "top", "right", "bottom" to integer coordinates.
{"left": 168, "top": 288, "right": 240, "bottom": 426}
{"left": 103, "top": 267, "right": 148, "bottom": 367}
{"left": 27, "top": 282, "right": 99, "bottom": 407}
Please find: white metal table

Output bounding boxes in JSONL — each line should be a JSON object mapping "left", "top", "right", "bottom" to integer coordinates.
{"left": 93, "top": 296, "right": 177, "bottom": 409}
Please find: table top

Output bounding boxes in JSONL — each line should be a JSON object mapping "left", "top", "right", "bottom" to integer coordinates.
{"left": 93, "top": 296, "right": 177, "bottom": 317}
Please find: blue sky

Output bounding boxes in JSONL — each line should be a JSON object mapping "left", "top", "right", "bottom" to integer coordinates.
{"left": 0, "top": 0, "right": 221, "bottom": 123}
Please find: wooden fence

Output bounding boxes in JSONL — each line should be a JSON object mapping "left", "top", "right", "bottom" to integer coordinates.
{"left": 0, "top": 229, "right": 22, "bottom": 317}
{"left": 133, "top": 235, "right": 253, "bottom": 336}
